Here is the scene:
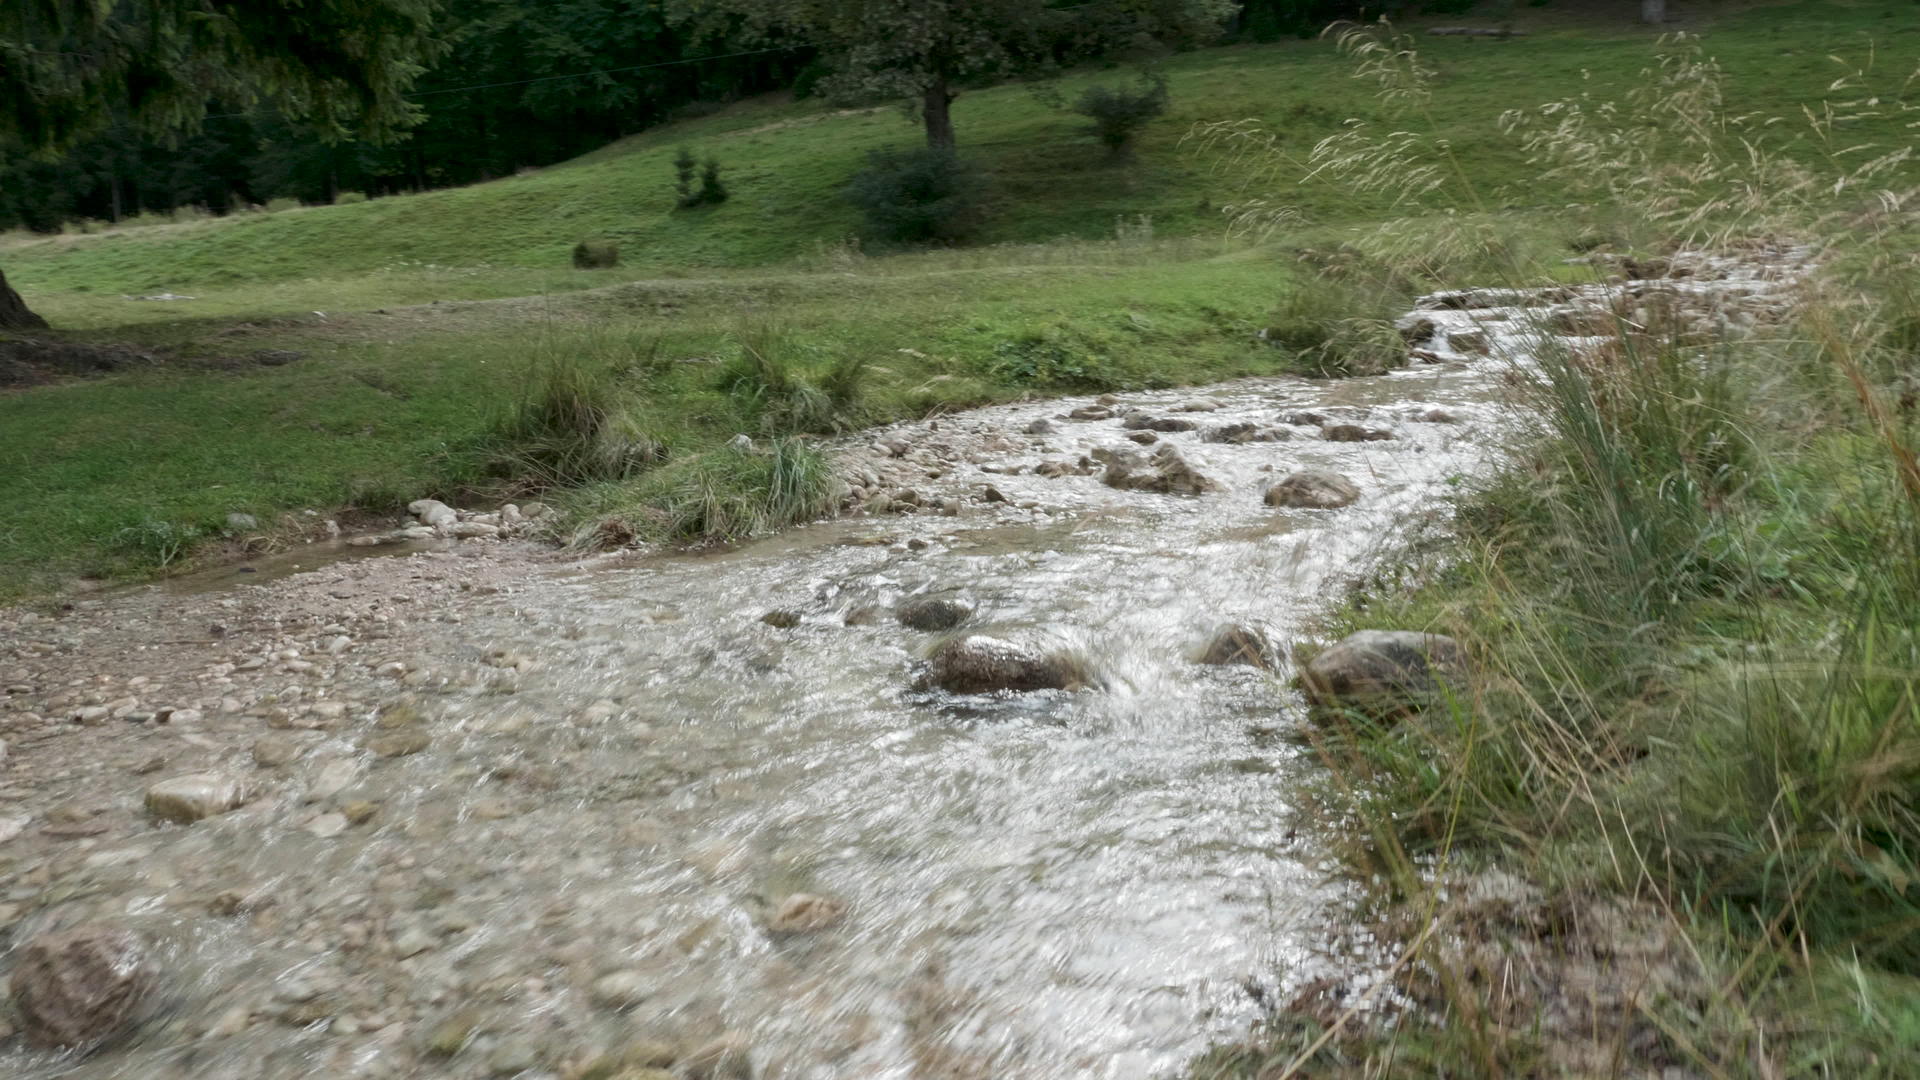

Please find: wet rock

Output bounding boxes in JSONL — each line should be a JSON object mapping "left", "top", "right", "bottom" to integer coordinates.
{"left": 446, "top": 521, "right": 500, "bottom": 540}
{"left": 897, "top": 596, "right": 972, "bottom": 632}
{"left": 1421, "top": 408, "right": 1462, "bottom": 423}
{"left": 1098, "top": 445, "right": 1220, "bottom": 496}
{"left": 760, "top": 610, "right": 802, "bottom": 629}
{"left": 1264, "top": 470, "right": 1361, "bottom": 510}
{"left": 1298, "top": 630, "right": 1468, "bottom": 717}
{"left": 252, "top": 736, "right": 301, "bottom": 767}
{"left": 1121, "top": 413, "right": 1197, "bottom": 433}
{"left": 1179, "top": 399, "right": 1222, "bottom": 412}
{"left": 145, "top": 773, "right": 248, "bottom": 823}
{"left": 843, "top": 605, "right": 886, "bottom": 627}
{"left": 1066, "top": 405, "right": 1114, "bottom": 421}
{"left": 488, "top": 1035, "right": 541, "bottom": 1076}
{"left": 1323, "top": 424, "right": 1394, "bottom": 443}
{"left": 307, "top": 758, "right": 361, "bottom": 801}
{"left": 424, "top": 1009, "right": 484, "bottom": 1057}
{"left": 591, "top": 970, "right": 657, "bottom": 1010}
{"left": 1196, "top": 625, "right": 1276, "bottom": 669}
{"left": 342, "top": 800, "right": 380, "bottom": 825}
{"left": 0, "top": 815, "right": 26, "bottom": 844}
{"left": 367, "top": 730, "right": 430, "bottom": 757}
{"left": 9, "top": 924, "right": 154, "bottom": 1049}
{"left": 768, "top": 893, "right": 846, "bottom": 935}
{"left": 1023, "top": 418, "right": 1056, "bottom": 435}
{"left": 409, "top": 500, "right": 458, "bottom": 528}
{"left": 1397, "top": 315, "right": 1437, "bottom": 344}
{"left": 305, "top": 812, "right": 349, "bottom": 839}
{"left": 682, "top": 1034, "right": 754, "bottom": 1080}
{"left": 1126, "top": 430, "right": 1158, "bottom": 445}
{"left": 921, "top": 635, "right": 1092, "bottom": 694}
{"left": 1281, "top": 411, "right": 1327, "bottom": 427}
{"left": 1448, "top": 329, "right": 1491, "bottom": 354}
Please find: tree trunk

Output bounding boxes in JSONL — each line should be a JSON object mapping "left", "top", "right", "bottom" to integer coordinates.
{"left": 0, "top": 267, "right": 49, "bottom": 332}
{"left": 1641, "top": 0, "right": 1666, "bottom": 24}
{"left": 923, "top": 77, "right": 957, "bottom": 151}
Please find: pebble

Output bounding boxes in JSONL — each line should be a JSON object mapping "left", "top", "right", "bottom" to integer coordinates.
{"left": 591, "top": 970, "right": 656, "bottom": 1010}
{"left": 367, "top": 731, "right": 430, "bottom": 757}
{"left": 305, "top": 812, "right": 349, "bottom": 838}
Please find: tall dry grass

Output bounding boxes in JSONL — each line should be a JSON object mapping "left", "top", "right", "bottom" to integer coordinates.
{"left": 1186, "top": 21, "right": 1920, "bottom": 1080}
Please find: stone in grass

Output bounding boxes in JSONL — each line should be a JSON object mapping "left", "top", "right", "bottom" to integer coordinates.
{"left": 9, "top": 924, "right": 155, "bottom": 1049}
{"left": 1264, "top": 470, "right": 1361, "bottom": 510}
{"left": 1297, "top": 630, "right": 1468, "bottom": 719}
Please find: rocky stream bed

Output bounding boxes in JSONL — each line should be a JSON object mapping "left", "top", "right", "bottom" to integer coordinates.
{"left": 0, "top": 250, "right": 1811, "bottom": 1079}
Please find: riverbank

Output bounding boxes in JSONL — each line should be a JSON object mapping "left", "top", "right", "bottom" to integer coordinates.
{"left": 1192, "top": 245, "right": 1920, "bottom": 1075}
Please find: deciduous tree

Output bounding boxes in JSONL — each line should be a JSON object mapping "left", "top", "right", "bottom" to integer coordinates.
{"left": 679, "top": 0, "right": 1233, "bottom": 151}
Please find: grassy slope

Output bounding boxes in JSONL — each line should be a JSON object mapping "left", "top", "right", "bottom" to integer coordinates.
{"left": 5, "top": 0, "right": 1914, "bottom": 324}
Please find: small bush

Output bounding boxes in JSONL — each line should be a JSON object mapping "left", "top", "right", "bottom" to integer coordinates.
{"left": 572, "top": 239, "right": 620, "bottom": 269}
{"left": 843, "top": 148, "right": 986, "bottom": 246}
{"left": 333, "top": 191, "right": 368, "bottom": 205}
{"left": 673, "top": 148, "right": 729, "bottom": 209}
{"left": 264, "top": 196, "right": 300, "bottom": 213}
{"left": 111, "top": 518, "right": 203, "bottom": 569}
{"left": 574, "top": 439, "right": 838, "bottom": 548}
{"left": 1071, "top": 72, "right": 1171, "bottom": 160}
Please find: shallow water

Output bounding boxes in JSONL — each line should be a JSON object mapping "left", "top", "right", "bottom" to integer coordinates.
{"left": 3, "top": 253, "right": 1806, "bottom": 1079}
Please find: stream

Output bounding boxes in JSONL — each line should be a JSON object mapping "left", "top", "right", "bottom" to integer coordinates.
{"left": 0, "top": 251, "right": 1807, "bottom": 1079}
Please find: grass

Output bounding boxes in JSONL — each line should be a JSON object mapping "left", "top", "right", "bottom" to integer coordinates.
{"left": 0, "top": 243, "right": 1309, "bottom": 596}
{"left": 1185, "top": 12, "right": 1920, "bottom": 1078}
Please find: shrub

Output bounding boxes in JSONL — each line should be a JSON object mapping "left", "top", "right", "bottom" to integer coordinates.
{"left": 843, "top": 147, "right": 986, "bottom": 246}
{"left": 673, "top": 148, "right": 728, "bottom": 209}
{"left": 333, "top": 191, "right": 368, "bottom": 205}
{"left": 572, "top": 239, "right": 619, "bottom": 269}
{"left": 1071, "top": 72, "right": 1171, "bottom": 160}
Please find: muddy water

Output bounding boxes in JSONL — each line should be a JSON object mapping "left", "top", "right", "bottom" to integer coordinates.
{"left": 1, "top": 254, "right": 1806, "bottom": 1080}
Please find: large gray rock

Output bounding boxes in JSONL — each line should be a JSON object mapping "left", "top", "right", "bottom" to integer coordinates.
{"left": 1299, "top": 631, "right": 1467, "bottom": 717}
{"left": 9, "top": 924, "right": 155, "bottom": 1048}
{"left": 921, "top": 635, "right": 1092, "bottom": 694}
{"left": 145, "top": 773, "right": 249, "bottom": 823}
{"left": 1121, "top": 412, "right": 1197, "bottom": 433}
{"left": 1265, "top": 470, "right": 1361, "bottom": 510}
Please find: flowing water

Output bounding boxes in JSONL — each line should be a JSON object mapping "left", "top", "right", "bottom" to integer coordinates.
{"left": 0, "top": 254, "right": 1808, "bottom": 1079}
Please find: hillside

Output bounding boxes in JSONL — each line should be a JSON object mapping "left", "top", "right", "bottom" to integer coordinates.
{"left": 5, "top": 0, "right": 1915, "bottom": 330}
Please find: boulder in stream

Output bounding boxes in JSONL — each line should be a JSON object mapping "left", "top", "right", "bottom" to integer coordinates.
{"left": 897, "top": 595, "right": 972, "bottom": 632}
{"left": 9, "top": 924, "right": 155, "bottom": 1049}
{"left": 1097, "top": 445, "right": 1220, "bottom": 495}
{"left": 921, "top": 635, "right": 1093, "bottom": 694}
{"left": 1264, "top": 470, "right": 1361, "bottom": 510}
{"left": 1298, "top": 630, "right": 1467, "bottom": 718}
{"left": 1196, "top": 625, "right": 1276, "bottom": 670}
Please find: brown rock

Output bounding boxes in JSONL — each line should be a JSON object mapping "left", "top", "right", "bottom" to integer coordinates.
{"left": 9, "top": 925, "right": 154, "bottom": 1049}
{"left": 1196, "top": 626, "right": 1276, "bottom": 669}
{"left": 921, "top": 635, "right": 1093, "bottom": 694}
{"left": 768, "top": 892, "right": 846, "bottom": 934}
{"left": 1298, "top": 631, "right": 1468, "bottom": 718}
{"left": 1264, "top": 470, "right": 1361, "bottom": 510}
{"left": 1323, "top": 424, "right": 1394, "bottom": 443}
